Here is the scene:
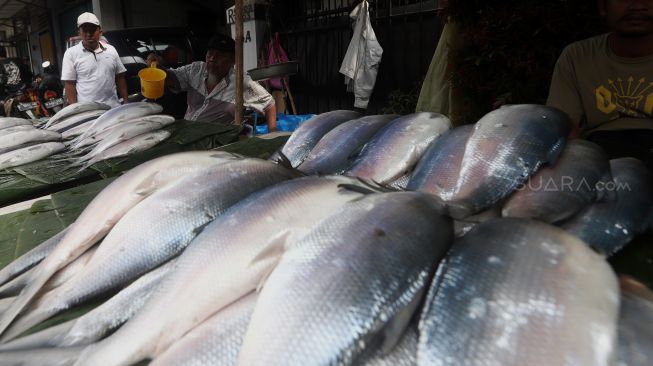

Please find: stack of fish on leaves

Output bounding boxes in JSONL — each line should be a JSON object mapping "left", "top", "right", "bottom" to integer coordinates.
{"left": 0, "top": 104, "right": 650, "bottom": 366}
{"left": 0, "top": 116, "right": 64, "bottom": 171}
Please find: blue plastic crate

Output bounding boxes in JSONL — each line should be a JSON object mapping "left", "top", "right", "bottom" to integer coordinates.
{"left": 276, "top": 113, "right": 316, "bottom": 132}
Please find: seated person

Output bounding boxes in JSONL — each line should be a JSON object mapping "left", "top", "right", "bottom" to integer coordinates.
{"left": 147, "top": 33, "right": 277, "bottom": 132}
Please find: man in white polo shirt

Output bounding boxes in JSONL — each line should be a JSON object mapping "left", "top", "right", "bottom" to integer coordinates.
{"left": 61, "top": 12, "right": 129, "bottom": 107}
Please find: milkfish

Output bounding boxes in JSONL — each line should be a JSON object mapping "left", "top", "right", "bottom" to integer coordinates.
{"left": 0, "top": 129, "right": 61, "bottom": 151}
{"left": 297, "top": 114, "right": 398, "bottom": 175}
{"left": 149, "top": 292, "right": 258, "bottom": 366}
{"left": 346, "top": 112, "right": 452, "bottom": 185}
{"left": 238, "top": 192, "right": 452, "bottom": 366}
{"left": 43, "top": 101, "right": 110, "bottom": 129}
{"left": 0, "top": 125, "right": 35, "bottom": 134}
{"left": 502, "top": 139, "right": 611, "bottom": 223}
{"left": 61, "top": 121, "right": 97, "bottom": 140}
{"left": 70, "top": 102, "right": 163, "bottom": 148}
{"left": 357, "top": 326, "right": 418, "bottom": 366}
{"left": 46, "top": 110, "right": 106, "bottom": 133}
{"left": 0, "top": 142, "right": 66, "bottom": 170}
{"left": 561, "top": 157, "right": 653, "bottom": 256}
{"left": 417, "top": 218, "right": 619, "bottom": 366}
{"left": 74, "top": 175, "right": 382, "bottom": 366}
{"left": 278, "top": 110, "right": 362, "bottom": 167}
{"left": 0, "top": 151, "right": 241, "bottom": 337}
{"left": 0, "top": 260, "right": 176, "bottom": 351}
{"left": 0, "top": 227, "right": 68, "bottom": 287}
{"left": 2, "top": 159, "right": 298, "bottom": 341}
{"left": 446, "top": 104, "right": 570, "bottom": 219}
{"left": 406, "top": 124, "right": 474, "bottom": 200}
{"left": 0, "top": 117, "right": 32, "bottom": 130}
{"left": 76, "top": 130, "right": 171, "bottom": 171}
{"left": 616, "top": 276, "right": 653, "bottom": 366}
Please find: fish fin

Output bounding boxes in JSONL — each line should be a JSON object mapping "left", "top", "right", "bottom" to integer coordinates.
{"left": 269, "top": 150, "right": 291, "bottom": 167}
{"left": 547, "top": 137, "right": 567, "bottom": 165}
{"left": 0, "top": 319, "right": 74, "bottom": 351}
{"left": 375, "top": 286, "right": 425, "bottom": 356}
{"left": 1, "top": 295, "right": 61, "bottom": 342}
{"left": 0, "top": 266, "right": 52, "bottom": 337}
{"left": 337, "top": 177, "right": 391, "bottom": 195}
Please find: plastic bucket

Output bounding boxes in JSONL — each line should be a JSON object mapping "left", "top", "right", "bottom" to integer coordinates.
{"left": 138, "top": 62, "right": 166, "bottom": 99}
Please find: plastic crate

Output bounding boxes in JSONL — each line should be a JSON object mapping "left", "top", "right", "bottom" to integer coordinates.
{"left": 276, "top": 113, "right": 316, "bottom": 132}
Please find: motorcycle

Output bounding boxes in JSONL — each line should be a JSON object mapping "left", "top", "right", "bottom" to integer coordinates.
{"left": 0, "top": 58, "right": 41, "bottom": 119}
{"left": 37, "top": 61, "right": 64, "bottom": 117}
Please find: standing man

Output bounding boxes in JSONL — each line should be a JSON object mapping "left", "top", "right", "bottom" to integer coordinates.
{"left": 147, "top": 33, "right": 277, "bottom": 132}
{"left": 61, "top": 12, "right": 129, "bottom": 107}
{"left": 547, "top": 0, "right": 652, "bottom": 165}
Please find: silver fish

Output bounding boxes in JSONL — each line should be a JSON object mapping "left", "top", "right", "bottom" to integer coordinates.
{"left": 0, "top": 118, "right": 32, "bottom": 130}
{"left": 502, "top": 139, "right": 611, "bottom": 223}
{"left": 2, "top": 159, "right": 297, "bottom": 340}
{"left": 561, "top": 157, "right": 653, "bottom": 256}
{"left": 447, "top": 104, "right": 570, "bottom": 219}
{"left": 0, "top": 125, "right": 35, "bottom": 134}
{"left": 417, "top": 218, "right": 619, "bottom": 366}
{"left": 0, "top": 142, "right": 66, "bottom": 170}
{"left": 0, "top": 129, "right": 61, "bottom": 151}
{"left": 60, "top": 120, "right": 98, "bottom": 140}
{"left": 44, "top": 101, "right": 111, "bottom": 129}
{"left": 406, "top": 124, "right": 474, "bottom": 200}
{"left": 74, "top": 175, "right": 381, "bottom": 366}
{"left": 76, "top": 130, "right": 171, "bottom": 171}
{"left": 0, "top": 346, "right": 84, "bottom": 366}
{"left": 71, "top": 102, "right": 163, "bottom": 148}
{"left": 149, "top": 292, "right": 258, "bottom": 366}
{"left": 0, "top": 151, "right": 241, "bottom": 337}
{"left": 47, "top": 110, "right": 106, "bottom": 133}
{"left": 297, "top": 114, "right": 398, "bottom": 174}
{"left": 0, "top": 228, "right": 68, "bottom": 287}
{"left": 346, "top": 112, "right": 452, "bottom": 185}
{"left": 279, "top": 110, "right": 362, "bottom": 167}
{"left": 0, "top": 260, "right": 176, "bottom": 351}
{"left": 616, "top": 276, "right": 653, "bottom": 366}
{"left": 358, "top": 326, "right": 417, "bottom": 366}
{"left": 238, "top": 192, "right": 453, "bottom": 366}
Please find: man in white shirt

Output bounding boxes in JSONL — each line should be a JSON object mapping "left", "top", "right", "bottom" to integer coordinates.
{"left": 61, "top": 12, "right": 129, "bottom": 107}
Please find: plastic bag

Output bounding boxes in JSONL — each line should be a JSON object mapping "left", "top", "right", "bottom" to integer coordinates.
{"left": 266, "top": 33, "right": 289, "bottom": 90}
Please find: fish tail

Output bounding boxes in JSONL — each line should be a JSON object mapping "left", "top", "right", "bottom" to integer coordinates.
{"left": 0, "top": 319, "right": 74, "bottom": 351}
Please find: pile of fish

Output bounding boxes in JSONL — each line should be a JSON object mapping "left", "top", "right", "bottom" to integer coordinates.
{"left": 0, "top": 104, "right": 650, "bottom": 365}
{"left": 0, "top": 101, "right": 174, "bottom": 172}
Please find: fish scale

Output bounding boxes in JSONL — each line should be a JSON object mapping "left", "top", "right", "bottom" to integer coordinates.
{"left": 417, "top": 218, "right": 619, "bottom": 366}
{"left": 74, "top": 175, "right": 384, "bottom": 366}
{"left": 238, "top": 192, "right": 453, "bottom": 366}
{"left": 2, "top": 159, "right": 297, "bottom": 341}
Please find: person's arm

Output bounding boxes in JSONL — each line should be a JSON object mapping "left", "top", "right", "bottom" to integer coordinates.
{"left": 546, "top": 47, "right": 584, "bottom": 138}
{"left": 146, "top": 53, "right": 182, "bottom": 91}
{"left": 265, "top": 104, "right": 277, "bottom": 132}
{"left": 115, "top": 72, "right": 129, "bottom": 104}
{"left": 64, "top": 80, "right": 77, "bottom": 105}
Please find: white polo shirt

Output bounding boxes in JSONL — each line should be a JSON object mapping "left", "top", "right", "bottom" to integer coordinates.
{"left": 61, "top": 42, "right": 127, "bottom": 107}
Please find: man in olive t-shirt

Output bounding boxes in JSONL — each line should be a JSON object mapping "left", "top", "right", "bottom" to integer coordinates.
{"left": 547, "top": 0, "right": 653, "bottom": 167}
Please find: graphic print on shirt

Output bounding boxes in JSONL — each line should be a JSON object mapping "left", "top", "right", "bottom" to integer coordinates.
{"left": 595, "top": 76, "right": 653, "bottom": 118}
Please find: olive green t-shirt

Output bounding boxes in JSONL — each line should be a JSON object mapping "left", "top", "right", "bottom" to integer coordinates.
{"left": 547, "top": 33, "right": 653, "bottom": 136}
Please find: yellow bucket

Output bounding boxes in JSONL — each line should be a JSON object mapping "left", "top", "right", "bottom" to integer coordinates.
{"left": 138, "top": 62, "right": 166, "bottom": 99}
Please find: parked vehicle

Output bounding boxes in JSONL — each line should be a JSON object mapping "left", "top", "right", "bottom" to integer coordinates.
{"left": 37, "top": 61, "right": 64, "bottom": 117}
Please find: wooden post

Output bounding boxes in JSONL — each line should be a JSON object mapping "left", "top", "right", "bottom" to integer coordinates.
{"left": 234, "top": 0, "right": 244, "bottom": 125}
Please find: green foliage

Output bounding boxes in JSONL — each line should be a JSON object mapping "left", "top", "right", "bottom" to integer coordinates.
{"left": 382, "top": 82, "right": 422, "bottom": 115}
{"left": 446, "top": 0, "right": 607, "bottom": 123}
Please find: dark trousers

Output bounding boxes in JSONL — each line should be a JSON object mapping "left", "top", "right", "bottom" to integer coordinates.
{"left": 586, "top": 130, "right": 653, "bottom": 172}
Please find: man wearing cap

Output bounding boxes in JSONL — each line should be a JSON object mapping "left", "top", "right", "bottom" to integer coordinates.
{"left": 61, "top": 12, "right": 129, "bottom": 107}
{"left": 147, "top": 33, "right": 277, "bottom": 131}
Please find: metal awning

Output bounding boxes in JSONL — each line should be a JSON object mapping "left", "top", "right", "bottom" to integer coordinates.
{"left": 0, "top": 0, "right": 44, "bottom": 28}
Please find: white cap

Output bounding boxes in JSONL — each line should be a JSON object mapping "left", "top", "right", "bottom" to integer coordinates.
{"left": 77, "top": 12, "right": 100, "bottom": 27}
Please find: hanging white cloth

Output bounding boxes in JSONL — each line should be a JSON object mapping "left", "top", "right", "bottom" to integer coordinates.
{"left": 339, "top": 0, "right": 383, "bottom": 109}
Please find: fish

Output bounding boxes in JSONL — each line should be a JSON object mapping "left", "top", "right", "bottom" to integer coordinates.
{"left": 0, "top": 117, "right": 32, "bottom": 130}
{"left": 70, "top": 102, "right": 163, "bottom": 148}
{"left": 417, "top": 218, "right": 619, "bottom": 366}
{"left": 76, "top": 130, "right": 171, "bottom": 171}
{"left": 0, "top": 142, "right": 66, "bottom": 170}
{"left": 0, "top": 260, "right": 176, "bottom": 351}
{"left": 46, "top": 110, "right": 106, "bottom": 133}
{"left": 0, "top": 228, "right": 68, "bottom": 287}
{"left": 502, "top": 139, "right": 611, "bottom": 223}
{"left": 43, "top": 101, "right": 111, "bottom": 129}
{"left": 452, "top": 204, "right": 502, "bottom": 238}
{"left": 616, "top": 276, "right": 653, "bottom": 366}
{"left": 0, "top": 346, "right": 84, "bottom": 366}
{"left": 406, "top": 124, "right": 474, "bottom": 200}
{"left": 358, "top": 326, "right": 418, "bottom": 366}
{"left": 2, "top": 159, "right": 298, "bottom": 340}
{"left": 0, "top": 125, "right": 35, "bottom": 134}
{"left": 279, "top": 110, "right": 362, "bottom": 167}
{"left": 561, "top": 157, "right": 653, "bottom": 256}
{"left": 346, "top": 112, "right": 452, "bottom": 185}
{"left": 446, "top": 104, "right": 570, "bottom": 219}
{"left": 149, "top": 292, "right": 258, "bottom": 366}
{"left": 238, "top": 191, "right": 452, "bottom": 366}
{"left": 297, "top": 114, "right": 398, "bottom": 174}
{"left": 74, "top": 175, "right": 383, "bottom": 366}
{"left": 0, "top": 151, "right": 241, "bottom": 337}
{"left": 0, "top": 129, "right": 61, "bottom": 151}
{"left": 60, "top": 120, "right": 98, "bottom": 140}
{"left": 71, "top": 114, "right": 175, "bottom": 151}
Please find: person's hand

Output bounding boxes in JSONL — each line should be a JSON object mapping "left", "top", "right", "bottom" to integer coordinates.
{"left": 146, "top": 53, "right": 163, "bottom": 68}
